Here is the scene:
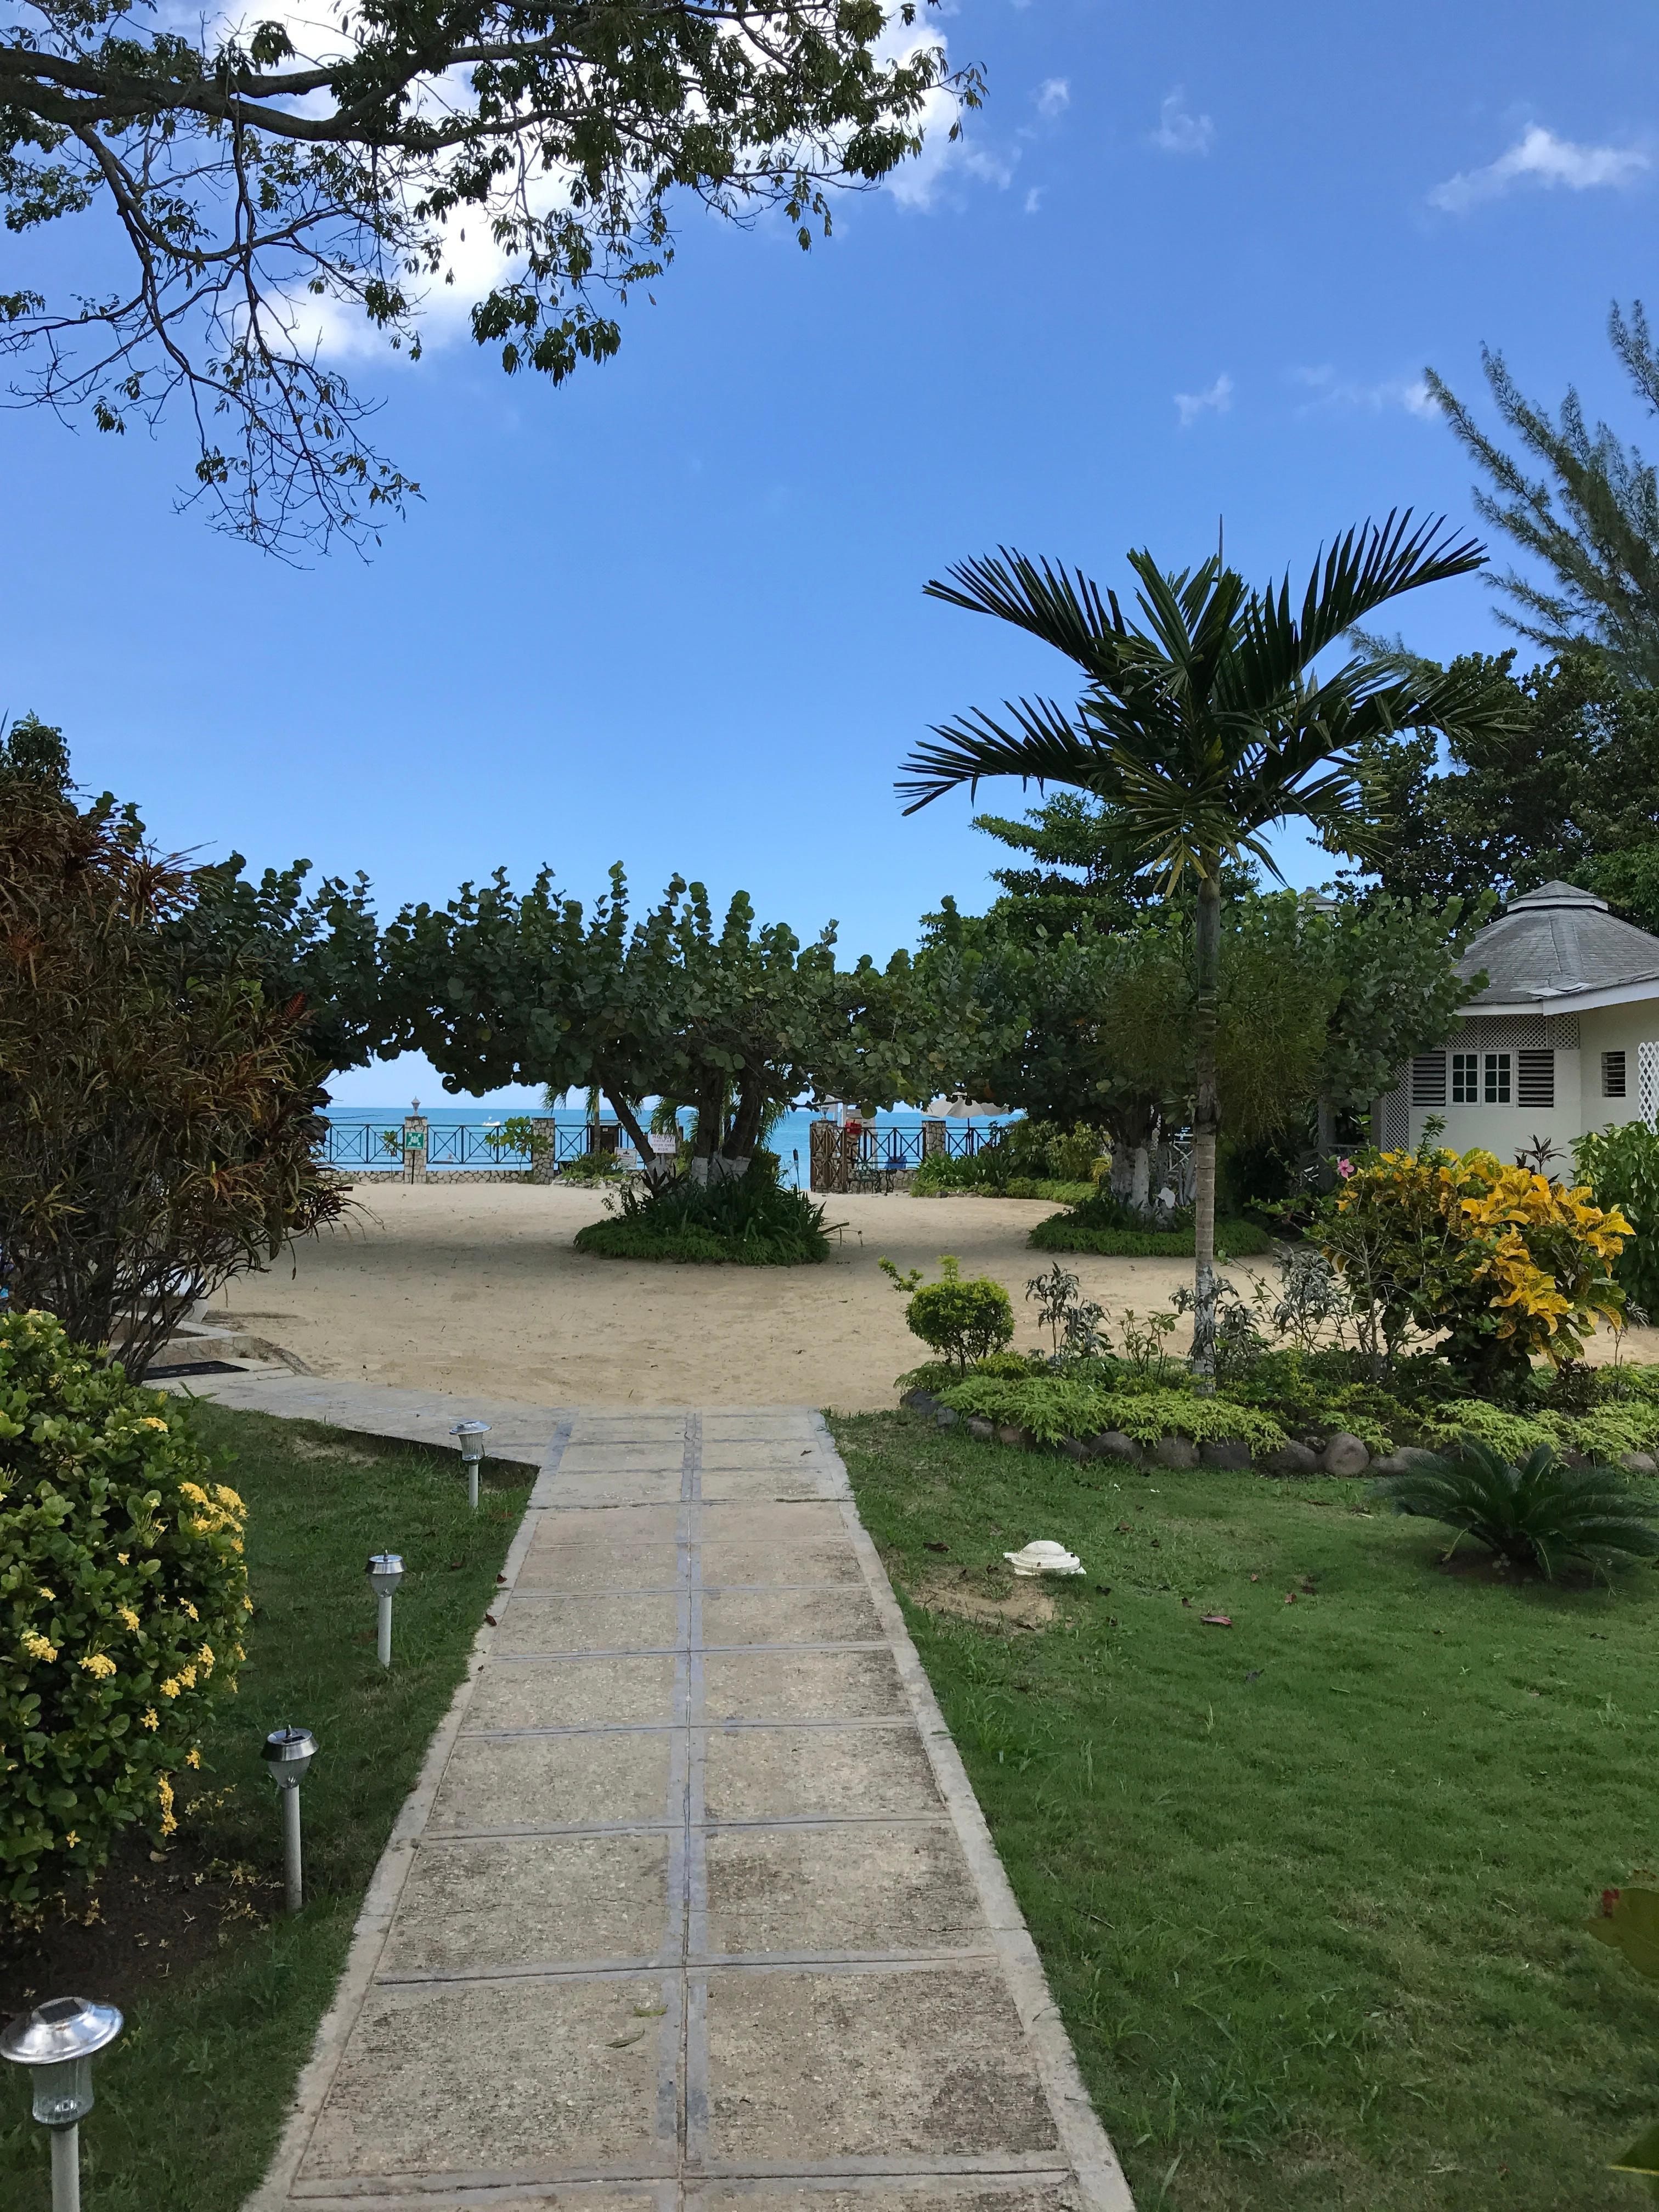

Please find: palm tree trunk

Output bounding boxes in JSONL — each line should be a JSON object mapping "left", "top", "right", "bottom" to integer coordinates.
{"left": 1190, "top": 864, "right": 1222, "bottom": 1388}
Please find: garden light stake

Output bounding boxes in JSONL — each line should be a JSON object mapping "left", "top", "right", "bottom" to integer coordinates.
{"left": 262, "top": 1724, "right": 318, "bottom": 1914}
{"left": 1, "top": 1995, "right": 122, "bottom": 2212}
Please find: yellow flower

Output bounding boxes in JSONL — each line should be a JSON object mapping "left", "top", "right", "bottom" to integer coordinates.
{"left": 139, "top": 1417, "right": 168, "bottom": 1432}
{"left": 140, "top": 1707, "right": 159, "bottom": 1729}
{"left": 117, "top": 1553, "right": 129, "bottom": 1566}
{"left": 37, "top": 1586, "right": 55, "bottom": 1601}
{"left": 65, "top": 1830, "right": 79, "bottom": 1848}
{"left": 20, "top": 1631, "right": 58, "bottom": 1663}
{"left": 197, "top": 1644, "right": 215, "bottom": 1676}
{"left": 159, "top": 1677, "right": 181, "bottom": 1699}
{"left": 118, "top": 1607, "right": 139, "bottom": 1632}
{"left": 78, "top": 1653, "right": 117, "bottom": 1680}
{"left": 185, "top": 1747, "right": 201, "bottom": 1769}
{"left": 178, "top": 1481, "right": 208, "bottom": 1504}
{"left": 181, "top": 1601, "right": 199, "bottom": 1622}
{"left": 242, "top": 1596, "right": 255, "bottom": 1615}
{"left": 156, "top": 1773, "right": 177, "bottom": 1837}
{"left": 213, "top": 1484, "right": 244, "bottom": 1511}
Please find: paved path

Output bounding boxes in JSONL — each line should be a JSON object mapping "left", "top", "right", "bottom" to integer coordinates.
{"left": 249, "top": 1403, "right": 1134, "bottom": 2212}
{"left": 162, "top": 1366, "right": 561, "bottom": 1468}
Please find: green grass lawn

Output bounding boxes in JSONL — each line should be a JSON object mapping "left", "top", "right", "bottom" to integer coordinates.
{"left": 828, "top": 1408, "right": 1659, "bottom": 2212}
{"left": 0, "top": 1404, "right": 531, "bottom": 2211}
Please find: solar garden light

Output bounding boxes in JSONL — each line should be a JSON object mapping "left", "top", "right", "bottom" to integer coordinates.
{"left": 262, "top": 1725, "right": 318, "bottom": 1915}
{"left": 2, "top": 1995, "right": 123, "bottom": 2212}
{"left": 451, "top": 1419, "right": 490, "bottom": 1511}
{"left": 366, "top": 1551, "right": 404, "bottom": 1669}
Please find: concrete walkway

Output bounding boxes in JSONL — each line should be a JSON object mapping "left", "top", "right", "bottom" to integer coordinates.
{"left": 248, "top": 1402, "right": 1134, "bottom": 2212}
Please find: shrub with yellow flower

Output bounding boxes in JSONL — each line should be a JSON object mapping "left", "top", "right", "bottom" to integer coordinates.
{"left": 0, "top": 1308, "right": 248, "bottom": 1918}
{"left": 1322, "top": 1139, "right": 1629, "bottom": 1388}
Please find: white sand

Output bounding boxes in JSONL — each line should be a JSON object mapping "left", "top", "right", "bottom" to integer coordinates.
{"left": 213, "top": 1181, "right": 1658, "bottom": 1413}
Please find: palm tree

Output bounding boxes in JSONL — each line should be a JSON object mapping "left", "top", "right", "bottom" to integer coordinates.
{"left": 898, "top": 511, "right": 1508, "bottom": 1383}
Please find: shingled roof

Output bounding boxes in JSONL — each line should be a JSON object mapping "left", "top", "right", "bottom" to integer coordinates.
{"left": 1459, "top": 881, "right": 1659, "bottom": 1006}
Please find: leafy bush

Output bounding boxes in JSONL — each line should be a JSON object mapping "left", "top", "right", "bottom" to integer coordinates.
{"left": 1321, "top": 1142, "right": 1629, "bottom": 1387}
{"left": 1375, "top": 1435, "right": 1659, "bottom": 1578}
{"left": 0, "top": 1310, "right": 249, "bottom": 1917}
{"left": 573, "top": 1170, "right": 833, "bottom": 1265}
{"left": 1029, "top": 1209, "right": 1271, "bottom": 1258}
{"left": 879, "top": 1254, "right": 1014, "bottom": 1369}
{"left": 1573, "top": 1120, "right": 1659, "bottom": 1316}
{"left": 557, "top": 1148, "right": 629, "bottom": 1182}
{"left": 910, "top": 1120, "right": 1107, "bottom": 1197}
{"left": 0, "top": 777, "right": 343, "bottom": 1374}
{"left": 936, "top": 1374, "right": 1288, "bottom": 1453}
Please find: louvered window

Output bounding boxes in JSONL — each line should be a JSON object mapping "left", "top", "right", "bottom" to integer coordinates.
{"left": 1517, "top": 1050, "right": 1554, "bottom": 1109}
{"left": 1604, "top": 1049, "right": 1628, "bottom": 1099}
{"left": 1411, "top": 1053, "right": 1447, "bottom": 1105}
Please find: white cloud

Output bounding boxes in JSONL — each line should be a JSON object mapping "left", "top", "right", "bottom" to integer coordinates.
{"left": 1151, "top": 88, "right": 1213, "bottom": 156}
{"left": 1024, "top": 185, "right": 1044, "bottom": 215}
{"left": 1035, "top": 77, "right": 1070, "bottom": 119}
{"left": 1174, "top": 372, "right": 1232, "bottom": 427}
{"left": 1429, "top": 123, "right": 1650, "bottom": 213}
{"left": 886, "top": 19, "right": 1018, "bottom": 212}
{"left": 1293, "top": 365, "right": 1436, "bottom": 418}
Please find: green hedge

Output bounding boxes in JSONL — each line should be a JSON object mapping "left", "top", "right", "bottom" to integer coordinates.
{"left": 937, "top": 1374, "right": 1288, "bottom": 1452}
{"left": 1028, "top": 1211, "right": 1271, "bottom": 1257}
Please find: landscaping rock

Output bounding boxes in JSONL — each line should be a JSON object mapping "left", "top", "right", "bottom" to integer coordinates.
{"left": 1152, "top": 1435, "right": 1199, "bottom": 1470}
{"left": 967, "top": 1415, "right": 995, "bottom": 1441}
{"left": 997, "top": 1423, "right": 1034, "bottom": 1449}
{"left": 1199, "top": 1439, "right": 1251, "bottom": 1470}
{"left": 934, "top": 1405, "right": 959, "bottom": 1429}
{"left": 1372, "top": 1447, "right": 1441, "bottom": 1476}
{"left": 1262, "top": 1441, "right": 1319, "bottom": 1475}
{"left": 1621, "top": 1451, "right": 1659, "bottom": 1477}
{"left": 1089, "top": 1431, "right": 1143, "bottom": 1465}
{"left": 1322, "top": 1432, "right": 1370, "bottom": 1476}
{"left": 900, "top": 1389, "right": 936, "bottom": 1414}
{"left": 1058, "top": 1437, "right": 1090, "bottom": 1463}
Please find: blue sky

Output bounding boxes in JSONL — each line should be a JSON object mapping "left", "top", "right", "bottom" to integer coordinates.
{"left": 4, "top": 0, "right": 1653, "bottom": 1104}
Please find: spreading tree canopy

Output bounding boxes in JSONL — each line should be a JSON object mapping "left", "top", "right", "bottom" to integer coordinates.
{"left": 0, "top": 0, "right": 975, "bottom": 553}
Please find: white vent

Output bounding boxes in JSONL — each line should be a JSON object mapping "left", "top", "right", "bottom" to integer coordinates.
{"left": 1517, "top": 1050, "right": 1554, "bottom": 1109}
{"left": 1410, "top": 1054, "right": 1447, "bottom": 1105}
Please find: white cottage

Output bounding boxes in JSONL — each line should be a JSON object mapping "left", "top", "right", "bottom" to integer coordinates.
{"left": 1374, "top": 882, "right": 1659, "bottom": 1160}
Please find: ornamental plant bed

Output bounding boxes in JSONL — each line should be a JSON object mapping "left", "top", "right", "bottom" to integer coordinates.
{"left": 1028, "top": 1210, "right": 1271, "bottom": 1258}
{"left": 829, "top": 1408, "right": 1659, "bottom": 2211}
{"left": 0, "top": 1403, "right": 530, "bottom": 2212}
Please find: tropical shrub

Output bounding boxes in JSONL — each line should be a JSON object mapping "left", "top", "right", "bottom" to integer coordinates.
{"left": 1375, "top": 1435, "right": 1659, "bottom": 1577}
{"left": 0, "top": 775, "right": 344, "bottom": 1375}
{"left": 1030, "top": 1201, "right": 1270, "bottom": 1259}
{"left": 936, "top": 1373, "right": 1288, "bottom": 1453}
{"left": 879, "top": 1255, "right": 1013, "bottom": 1369}
{"left": 1322, "top": 1143, "right": 1629, "bottom": 1387}
{"left": 0, "top": 1310, "right": 249, "bottom": 1917}
{"left": 573, "top": 1167, "right": 833, "bottom": 1265}
{"left": 1573, "top": 1120, "right": 1659, "bottom": 1316}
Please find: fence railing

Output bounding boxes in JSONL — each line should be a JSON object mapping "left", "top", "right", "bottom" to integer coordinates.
{"left": 318, "top": 1118, "right": 632, "bottom": 1171}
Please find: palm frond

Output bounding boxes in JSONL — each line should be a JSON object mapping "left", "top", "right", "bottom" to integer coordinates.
{"left": 1224, "top": 511, "right": 1487, "bottom": 714}
{"left": 897, "top": 697, "right": 1115, "bottom": 815}
{"left": 923, "top": 551, "right": 1126, "bottom": 681}
{"left": 1376, "top": 1435, "right": 1659, "bottom": 1578}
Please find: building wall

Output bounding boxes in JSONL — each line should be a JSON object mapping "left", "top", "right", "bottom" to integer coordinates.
{"left": 1374, "top": 1000, "right": 1659, "bottom": 1161}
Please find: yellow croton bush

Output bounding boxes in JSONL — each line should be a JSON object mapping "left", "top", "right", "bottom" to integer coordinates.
{"left": 1323, "top": 1143, "right": 1630, "bottom": 1386}
{"left": 0, "top": 1309, "right": 249, "bottom": 1916}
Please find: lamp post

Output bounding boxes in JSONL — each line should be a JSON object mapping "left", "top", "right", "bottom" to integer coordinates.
{"left": 450, "top": 1420, "right": 490, "bottom": 1511}
{"left": 366, "top": 1552, "right": 404, "bottom": 1669}
{"left": 261, "top": 1725, "right": 317, "bottom": 1915}
{"left": 2, "top": 1995, "right": 123, "bottom": 2212}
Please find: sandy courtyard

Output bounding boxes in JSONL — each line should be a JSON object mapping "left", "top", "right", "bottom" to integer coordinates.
{"left": 211, "top": 1182, "right": 1236, "bottom": 1412}
{"left": 211, "top": 1180, "right": 1659, "bottom": 1413}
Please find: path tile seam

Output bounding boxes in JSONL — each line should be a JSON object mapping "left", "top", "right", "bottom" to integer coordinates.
{"left": 809, "top": 1411, "right": 1134, "bottom": 2212}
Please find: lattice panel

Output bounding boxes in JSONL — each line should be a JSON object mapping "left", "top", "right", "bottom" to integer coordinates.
{"left": 1454, "top": 1013, "right": 1581, "bottom": 1051}
{"left": 1640, "top": 1041, "right": 1659, "bottom": 1130}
